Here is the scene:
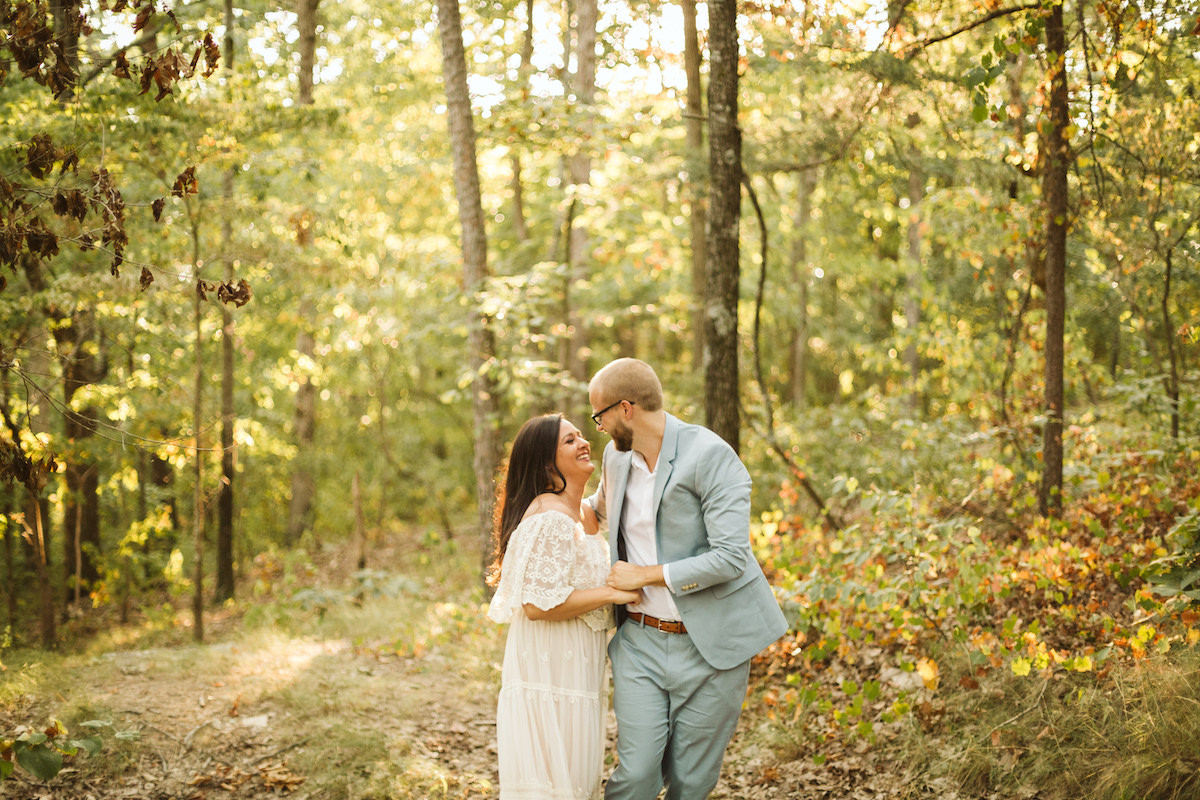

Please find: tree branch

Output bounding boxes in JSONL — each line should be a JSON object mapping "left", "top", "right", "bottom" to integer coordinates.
{"left": 742, "top": 173, "right": 844, "bottom": 531}
{"left": 900, "top": 2, "right": 1044, "bottom": 60}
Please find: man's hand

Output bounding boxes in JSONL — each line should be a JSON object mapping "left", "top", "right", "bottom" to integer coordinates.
{"left": 607, "top": 561, "right": 666, "bottom": 591}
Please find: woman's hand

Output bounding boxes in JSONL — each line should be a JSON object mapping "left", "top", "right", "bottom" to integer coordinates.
{"left": 609, "top": 587, "right": 641, "bottom": 606}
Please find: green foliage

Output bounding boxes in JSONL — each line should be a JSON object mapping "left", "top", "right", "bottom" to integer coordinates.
{"left": 0, "top": 718, "right": 137, "bottom": 782}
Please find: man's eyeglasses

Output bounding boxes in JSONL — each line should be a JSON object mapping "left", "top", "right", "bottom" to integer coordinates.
{"left": 591, "top": 400, "right": 634, "bottom": 426}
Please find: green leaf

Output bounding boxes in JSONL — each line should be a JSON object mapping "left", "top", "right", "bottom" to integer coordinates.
{"left": 972, "top": 104, "right": 988, "bottom": 123}
{"left": 79, "top": 720, "right": 112, "bottom": 729}
{"left": 0, "top": 759, "right": 13, "bottom": 779}
{"left": 114, "top": 730, "right": 141, "bottom": 742}
{"left": 16, "top": 743, "right": 63, "bottom": 781}
{"left": 69, "top": 736, "right": 102, "bottom": 755}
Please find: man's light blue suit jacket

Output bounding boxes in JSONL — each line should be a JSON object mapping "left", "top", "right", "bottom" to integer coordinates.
{"left": 590, "top": 413, "right": 788, "bottom": 670}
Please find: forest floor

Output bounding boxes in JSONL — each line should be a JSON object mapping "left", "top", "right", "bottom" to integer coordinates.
{"left": 1, "top": 528, "right": 967, "bottom": 800}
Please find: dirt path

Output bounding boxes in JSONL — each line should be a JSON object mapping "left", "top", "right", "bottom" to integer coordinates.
{"left": 4, "top": 630, "right": 923, "bottom": 800}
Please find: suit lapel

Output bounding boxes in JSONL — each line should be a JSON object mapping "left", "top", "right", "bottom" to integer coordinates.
{"left": 606, "top": 445, "right": 632, "bottom": 564}
{"left": 652, "top": 413, "right": 679, "bottom": 515}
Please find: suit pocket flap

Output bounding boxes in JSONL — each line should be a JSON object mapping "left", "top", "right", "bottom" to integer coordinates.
{"left": 710, "top": 570, "right": 757, "bottom": 599}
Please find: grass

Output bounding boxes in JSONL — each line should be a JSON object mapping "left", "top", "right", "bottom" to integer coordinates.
{"left": 0, "top": 527, "right": 503, "bottom": 797}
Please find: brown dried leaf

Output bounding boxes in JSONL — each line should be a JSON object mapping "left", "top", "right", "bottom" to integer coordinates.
{"left": 152, "top": 197, "right": 166, "bottom": 221}
{"left": 139, "top": 267, "right": 154, "bottom": 290}
{"left": 202, "top": 33, "right": 220, "bottom": 77}
{"left": 216, "top": 278, "right": 252, "bottom": 307}
{"left": 26, "top": 133, "right": 57, "bottom": 179}
{"left": 133, "top": 5, "right": 153, "bottom": 32}
{"left": 172, "top": 166, "right": 198, "bottom": 197}
{"left": 113, "top": 50, "right": 131, "bottom": 80}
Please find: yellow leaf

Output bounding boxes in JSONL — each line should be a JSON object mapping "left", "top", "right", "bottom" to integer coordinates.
{"left": 1011, "top": 657, "right": 1032, "bottom": 677}
{"left": 1186, "top": 628, "right": 1199, "bottom": 647}
{"left": 917, "top": 657, "right": 940, "bottom": 690}
{"left": 1072, "top": 655, "right": 1093, "bottom": 672}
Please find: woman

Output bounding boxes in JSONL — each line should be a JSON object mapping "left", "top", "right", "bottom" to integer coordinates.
{"left": 487, "top": 413, "right": 639, "bottom": 799}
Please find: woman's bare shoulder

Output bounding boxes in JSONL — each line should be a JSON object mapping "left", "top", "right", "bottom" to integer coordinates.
{"left": 522, "top": 494, "right": 579, "bottom": 523}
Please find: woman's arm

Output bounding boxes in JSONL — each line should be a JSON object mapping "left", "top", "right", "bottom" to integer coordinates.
{"left": 524, "top": 586, "right": 639, "bottom": 622}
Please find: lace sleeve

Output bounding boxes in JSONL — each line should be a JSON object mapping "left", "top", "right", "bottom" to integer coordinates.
{"left": 486, "top": 512, "right": 577, "bottom": 623}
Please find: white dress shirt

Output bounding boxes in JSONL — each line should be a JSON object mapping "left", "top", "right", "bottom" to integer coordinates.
{"left": 621, "top": 451, "right": 680, "bottom": 620}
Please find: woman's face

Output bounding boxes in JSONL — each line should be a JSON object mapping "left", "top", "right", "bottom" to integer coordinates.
{"left": 553, "top": 419, "right": 594, "bottom": 487}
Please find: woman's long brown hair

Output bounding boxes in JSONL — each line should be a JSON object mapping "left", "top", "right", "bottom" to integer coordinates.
{"left": 487, "top": 414, "right": 566, "bottom": 586}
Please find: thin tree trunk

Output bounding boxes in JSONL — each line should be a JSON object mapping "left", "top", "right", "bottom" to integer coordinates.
{"left": 1039, "top": 0, "right": 1068, "bottom": 517}
{"left": 59, "top": 310, "right": 104, "bottom": 609}
{"left": 905, "top": 157, "right": 925, "bottom": 412}
{"left": 789, "top": 168, "right": 815, "bottom": 407}
{"left": 296, "top": 0, "right": 321, "bottom": 106}
{"left": 437, "top": 0, "right": 505, "bottom": 588}
{"left": 26, "top": 493, "right": 56, "bottom": 647}
{"left": 286, "top": 12, "right": 322, "bottom": 546}
{"left": 682, "top": 0, "right": 707, "bottom": 370}
{"left": 1161, "top": 250, "right": 1179, "bottom": 438}
{"left": 354, "top": 471, "right": 367, "bottom": 570}
{"left": 216, "top": 0, "right": 237, "bottom": 603}
{"left": 191, "top": 225, "right": 205, "bottom": 642}
{"left": 509, "top": 0, "right": 535, "bottom": 242}
{"left": 286, "top": 319, "right": 317, "bottom": 544}
{"left": 704, "top": 0, "right": 741, "bottom": 451}
{"left": 566, "top": 0, "right": 597, "bottom": 423}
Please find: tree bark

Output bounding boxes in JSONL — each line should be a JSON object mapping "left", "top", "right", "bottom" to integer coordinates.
{"left": 58, "top": 310, "right": 104, "bottom": 609}
{"left": 437, "top": 0, "right": 505, "bottom": 587}
{"left": 285, "top": 318, "right": 317, "bottom": 544}
{"left": 508, "top": 0, "right": 535, "bottom": 243}
{"left": 1038, "top": 0, "right": 1068, "bottom": 517}
{"left": 789, "top": 168, "right": 816, "bottom": 407}
{"left": 191, "top": 221, "right": 205, "bottom": 642}
{"left": 296, "top": 0, "right": 321, "bottom": 106}
{"left": 565, "top": 0, "right": 598, "bottom": 424}
{"left": 704, "top": 0, "right": 741, "bottom": 451}
{"left": 905, "top": 155, "right": 925, "bottom": 412}
{"left": 216, "top": 0, "right": 237, "bottom": 602}
{"left": 682, "top": 0, "right": 707, "bottom": 371}
{"left": 24, "top": 493, "right": 56, "bottom": 646}
{"left": 285, "top": 5, "right": 322, "bottom": 546}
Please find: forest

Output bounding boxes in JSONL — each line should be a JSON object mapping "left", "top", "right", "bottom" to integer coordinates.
{"left": 2, "top": 0, "right": 1199, "bottom": 797}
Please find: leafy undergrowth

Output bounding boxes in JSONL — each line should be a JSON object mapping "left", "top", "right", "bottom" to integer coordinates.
{"left": 5, "top": 434, "right": 1200, "bottom": 798}
{"left": 0, "top": 529, "right": 507, "bottom": 799}
{"left": 750, "top": 432, "right": 1200, "bottom": 798}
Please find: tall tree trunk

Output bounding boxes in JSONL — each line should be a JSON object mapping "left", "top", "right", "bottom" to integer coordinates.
{"left": 216, "top": 0, "right": 237, "bottom": 602}
{"left": 905, "top": 155, "right": 925, "bottom": 412}
{"left": 286, "top": 317, "right": 317, "bottom": 544}
{"left": 565, "top": 0, "right": 597, "bottom": 423}
{"left": 1038, "top": 0, "right": 1068, "bottom": 517}
{"left": 789, "top": 168, "right": 815, "bottom": 407}
{"left": 296, "top": 0, "right": 321, "bottom": 106}
{"left": 704, "top": 0, "right": 741, "bottom": 452}
{"left": 25, "top": 492, "right": 56, "bottom": 647}
{"left": 49, "top": 0, "right": 80, "bottom": 99}
{"left": 1161, "top": 250, "right": 1180, "bottom": 439}
{"left": 437, "top": 0, "right": 505, "bottom": 587}
{"left": 285, "top": 9, "right": 322, "bottom": 546}
{"left": 509, "top": 0, "right": 535, "bottom": 243}
{"left": 59, "top": 311, "right": 104, "bottom": 610}
{"left": 682, "top": 0, "right": 707, "bottom": 370}
{"left": 191, "top": 222, "right": 205, "bottom": 642}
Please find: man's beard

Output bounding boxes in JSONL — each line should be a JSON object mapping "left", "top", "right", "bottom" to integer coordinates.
{"left": 611, "top": 421, "right": 634, "bottom": 452}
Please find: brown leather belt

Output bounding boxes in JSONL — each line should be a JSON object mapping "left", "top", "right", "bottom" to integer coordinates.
{"left": 625, "top": 611, "right": 687, "bottom": 634}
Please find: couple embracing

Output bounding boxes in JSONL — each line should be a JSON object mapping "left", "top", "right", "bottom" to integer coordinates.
{"left": 487, "top": 358, "right": 788, "bottom": 800}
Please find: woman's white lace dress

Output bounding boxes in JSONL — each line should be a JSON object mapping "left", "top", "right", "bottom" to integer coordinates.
{"left": 487, "top": 510, "right": 613, "bottom": 800}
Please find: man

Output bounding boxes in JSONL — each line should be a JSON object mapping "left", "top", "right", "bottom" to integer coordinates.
{"left": 586, "top": 358, "right": 788, "bottom": 800}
